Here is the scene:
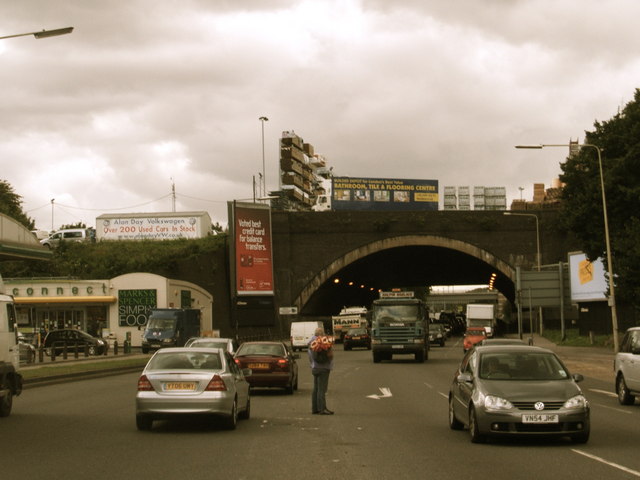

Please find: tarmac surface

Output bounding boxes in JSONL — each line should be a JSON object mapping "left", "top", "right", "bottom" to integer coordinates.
{"left": 18, "top": 335, "right": 616, "bottom": 385}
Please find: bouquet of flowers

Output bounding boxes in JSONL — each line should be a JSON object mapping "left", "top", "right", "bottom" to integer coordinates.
{"left": 309, "top": 335, "right": 334, "bottom": 352}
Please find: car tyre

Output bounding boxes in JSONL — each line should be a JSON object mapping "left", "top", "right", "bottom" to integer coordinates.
{"left": 285, "top": 380, "right": 295, "bottom": 395}
{"left": 469, "top": 407, "right": 486, "bottom": 443}
{"left": 373, "top": 352, "right": 381, "bottom": 363}
{"left": 0, "top": 380, "right": 13, "bottom": 417}
{"left": 448, "top": 396, "right": 463, "bottom": 430}
{"left": 136, "top": 414, "right": 153, "bottom": 431}
{"left": 571, "top": 429, "right": 590, "bottom": 444}
{"left": 238, "top": 396, "right": 251, "bottom": 420}
{"left": 616, "top": 374, "right": 635, "bottom": 405}
{"left": 415, "top": 350, "right": 425, "bottom": 363}
{"left": 223, "top": 399, "right": 238, "bottom": 430}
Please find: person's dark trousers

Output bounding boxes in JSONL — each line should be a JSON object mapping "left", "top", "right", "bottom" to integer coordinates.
{"left": 312, "top": 368, "right": 330, "bottom": 413}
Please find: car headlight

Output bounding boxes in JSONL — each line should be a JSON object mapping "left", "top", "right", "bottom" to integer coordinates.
{"left": 563, "top": 395, "right": 588, "bottom": 409}
{"left": 483, "top": 395, "right": 513, "bottom": 410}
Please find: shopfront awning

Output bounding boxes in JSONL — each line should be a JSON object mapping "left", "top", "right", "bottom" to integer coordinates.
{"left": 14, "top": 296, "right": 117, "bottom": 304}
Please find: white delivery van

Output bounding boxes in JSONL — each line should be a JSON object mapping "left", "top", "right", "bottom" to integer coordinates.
{"left": 290, "top": 321, "right": 323, "bottom": 351}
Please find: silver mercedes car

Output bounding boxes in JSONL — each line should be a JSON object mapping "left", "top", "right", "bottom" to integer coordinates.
{"left": 135, "top": 347, "right": 251, "bottom": 431}
{"left": 448, "top": 345, "right": 590, "bottom": 443}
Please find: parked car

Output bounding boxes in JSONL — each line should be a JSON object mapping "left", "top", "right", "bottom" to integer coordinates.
{"left": 43, "top": 329, "right": 108, "bottom": 356}
{"left": 463, "top": 327, "right": 487, "bottom": 352}
{"left": 17, "top": 332, "right": 36, "bottom": 364}
{"left": 614, "top": 326, "right": 640, "bottom": 405}
{"left": 185, "top": 337, "right": 238, "bottom": 355}
{"left": 233, "top": 341, "right": 299, "bottom": 394}
{"left": 135, "top": 347, "right": 250, "bottom": 431}
{"left": 343, "top": 327, "right": 371, "bottom": 350}
{"left": 40, "top": 227, "right": 95, "bottom": 249}
{"left": 428, "top": 324, "right": 446, "bottom": 347}
{"left": 448, "top": 345, "right": 590, "bottom": 443}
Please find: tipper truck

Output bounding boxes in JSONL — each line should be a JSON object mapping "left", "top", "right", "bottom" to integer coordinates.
{"left": 371, "top": 291, "right": 428, "bottom": 363}
{"left": 0, "top": 275, "right": 22, "bottom": 417}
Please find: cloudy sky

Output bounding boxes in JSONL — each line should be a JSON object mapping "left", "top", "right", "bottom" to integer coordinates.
{"left": 2, "top": 0, "right": 639, "bottom": 231}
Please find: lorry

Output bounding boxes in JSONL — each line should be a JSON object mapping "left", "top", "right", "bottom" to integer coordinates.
{"left": 312, "top": 176, "right": 439, "bottom": 212}
{"left": 371, "top": 291, "right": 429, "bottom": 363}
{"left": 141, "top": 308, "right": 202, "bottom": 353}
{"left": 331, "top": 306, "right": 368, "bottom": 343}
{"left": 465, "top": 304, "right": 496, "bottom": 338}
{"left": 290, "top": 321, "right": 324, "bottom": 351}
{"left": 0, "top": 275, "right": 22, "bottom": 417}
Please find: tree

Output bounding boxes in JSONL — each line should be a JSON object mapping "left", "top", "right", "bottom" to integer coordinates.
{"left": 0, "top": 179, "right": 34, "bottom": 229}
{"left": 560, "top": 88, "right": 640, "bottom": 304}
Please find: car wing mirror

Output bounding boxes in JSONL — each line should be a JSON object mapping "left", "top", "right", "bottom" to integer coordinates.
{"left": 457, "top": 372, "right": 473, "bottom": 383}
{"left": 572, "top": 373, "right": 584, "bottom": 383}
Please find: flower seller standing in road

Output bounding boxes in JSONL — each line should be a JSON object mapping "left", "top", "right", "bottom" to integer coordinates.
{"left": 308, "top": 327, "right": 334, "bottom": 415}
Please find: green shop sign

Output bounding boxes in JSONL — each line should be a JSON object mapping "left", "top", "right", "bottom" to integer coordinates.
{"left": 118, "top": 289, "right": 157, "bottom": 327}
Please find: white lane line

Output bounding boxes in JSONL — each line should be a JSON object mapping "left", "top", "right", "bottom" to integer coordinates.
{"left": 591, "top": 402, "right": 633, "bottom": 414}
{"left": 572, "top": 449, "right": 640, "bottom": 477}
{"left": 589, "top": 388, "right": 617, "bottom": 398}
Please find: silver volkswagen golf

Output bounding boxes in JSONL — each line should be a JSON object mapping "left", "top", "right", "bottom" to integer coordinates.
{"left": 136, "top": 347, "right": 251, "bottom": 431}
{"left": 448, "top": 345, "right": 590, "bottom": 443}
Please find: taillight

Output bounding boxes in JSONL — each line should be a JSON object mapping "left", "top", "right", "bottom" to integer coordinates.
{"left": 205, "top": 374, "right": 227, "bottom": 391}
{"left": 137, "top": 375, "right": 154, "bottom": 391}
{"left": 234, "top": 358, "right": 241, "bottom": 365}
{"left": 277, "top": 358, "right": 289, "bottom": 366}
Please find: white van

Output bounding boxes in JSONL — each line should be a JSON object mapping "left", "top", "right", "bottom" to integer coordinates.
{"left": 40, "top": 228, "right": 95, "bottom": 249}
{"left": 290, "top": 321, "right": 323, "bottom": 351}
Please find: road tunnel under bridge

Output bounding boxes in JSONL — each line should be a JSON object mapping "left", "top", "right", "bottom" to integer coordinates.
{"left": 294, "top": 236, "right": 516, "bottom": 316}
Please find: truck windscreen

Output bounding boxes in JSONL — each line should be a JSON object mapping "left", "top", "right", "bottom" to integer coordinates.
{"left": 146, "top": 318, "right": 175, "bottom": 330}
{"left": 374, "top": 305, "right": 419, "bottom": 322}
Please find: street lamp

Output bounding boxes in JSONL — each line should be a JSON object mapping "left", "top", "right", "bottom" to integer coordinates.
{"left": 516, "top": 143, "right": 620, "bottom": 352}
{"left": 0, "top": 27, "right": 74, "bottom": 41}
{"left": 259, "top": 116, "right": 269, "bottom": 197}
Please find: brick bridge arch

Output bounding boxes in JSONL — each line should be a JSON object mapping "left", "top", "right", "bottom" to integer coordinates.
{"left": 294, "top": 234, "right": 515, "bottom": 312}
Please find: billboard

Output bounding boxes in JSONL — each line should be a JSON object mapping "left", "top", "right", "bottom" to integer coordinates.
{"left": 331, "top": 176, "right": 438, "bottom": 211}
{"left": 568, "top": 251, "right": 608, "bottom": 302}
{"left": 96, "top": 212, "right": 212, "bottom": 241}
{"left": 230, "top": 202, "right": 274, "bottom": 296}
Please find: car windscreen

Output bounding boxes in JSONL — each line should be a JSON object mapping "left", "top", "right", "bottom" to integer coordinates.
{"left": 236, "top": 344, "right": 285, "bottom": 357}
{"left": 147, "top": 352, "right": 222, "bottom": 370}
{"left": 347, "top": 328, "right": 366, "bottom": 335}
{"left": 146, "top": 318, "right": 176, "bottom": 330}
{"left": 479, "top": 352, "right": 570, "bottom": 380}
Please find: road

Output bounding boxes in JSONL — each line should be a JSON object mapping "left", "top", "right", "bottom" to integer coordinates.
{"left": 3, "top": 339, "right": 640, "bottom": 480}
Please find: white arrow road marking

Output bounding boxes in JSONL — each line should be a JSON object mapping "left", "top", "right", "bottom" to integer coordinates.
{"left": 367, "top": 387, "right": 392, "bottom": 399}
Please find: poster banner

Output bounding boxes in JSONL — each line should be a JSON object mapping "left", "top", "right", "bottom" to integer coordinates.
{"left": 568, "top": 252, "right": 607, "bottom": 302}
{"left": 232, "top": 203, "right": 274, "bottom": 296}
{"left": 118, "top": 289, "right": 157, "bottom": 327}
{"left": 331, "top": 176, "right": 438, "bottom": 211}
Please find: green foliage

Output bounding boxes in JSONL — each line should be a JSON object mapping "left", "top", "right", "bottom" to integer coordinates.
{"left": 59, "top": 222, "right": 88, "bottom": 229}
{"left": 1, "top": 235, "right": 227, "bottom": 279}
{"left": 543, "top": 329, "right": 611, "bottom": 348}
{"left": 0, "top": 179, "right": 34, "bottom": 229}
{"left": 560, "top": 88, "right": 640, "bottom": 305}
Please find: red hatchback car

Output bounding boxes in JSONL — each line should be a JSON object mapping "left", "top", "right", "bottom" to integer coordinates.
{"left": 463, "top": 327, "right": 487, "bottom": 352}
{"left": 234, "top": 341, "right": 299, "bottom": 394}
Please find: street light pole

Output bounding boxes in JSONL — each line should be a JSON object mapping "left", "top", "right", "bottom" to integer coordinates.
{"left": 0, "top": 27, "right": 74, "bottom": 40}
{"left": 259, "top": 116, "right": 269, "bottom": 197}
{"left": 516, "top": 143, "right": 620, "bottom": 352}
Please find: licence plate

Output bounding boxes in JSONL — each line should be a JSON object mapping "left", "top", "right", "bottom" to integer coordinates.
{"left": 248, "top": 363, "right": 270, "bottom": 369}
{"left": 352, "top": 336, "right": 361, "bottom": 340}
{"left": 164, "top": 382, "right": 197, "bottom": 391}
{"left": 522, "top": 414, "right": 559, "bottom": 424}
{"left": 392, "top": 345, "right": 404, "bottom": 349}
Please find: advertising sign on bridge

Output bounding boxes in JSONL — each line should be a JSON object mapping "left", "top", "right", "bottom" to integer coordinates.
{"left": 331, "top": 176, "right": 438, "bottom": 211}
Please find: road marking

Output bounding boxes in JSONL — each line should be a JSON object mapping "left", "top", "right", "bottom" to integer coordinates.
{"left": 591, "top": 402, "right": 633, "bottom": 414}
{"left": 572, "top": 449, "right": 640, "bottom": 477}
{"left": 367, "top": 387, "right": 392, "bottom": 399}
{"left": 589, "top": 388, "right": 617, "bottom": 397}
